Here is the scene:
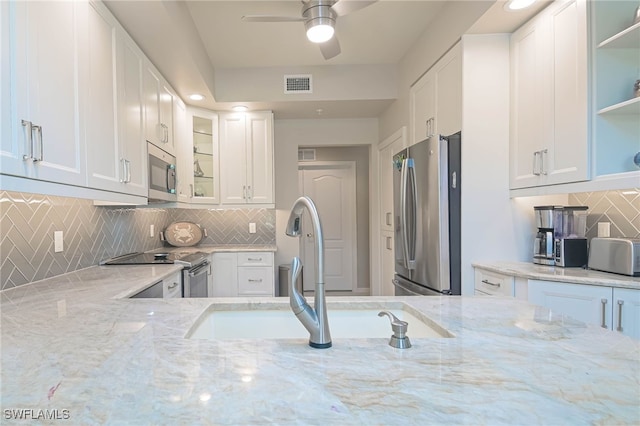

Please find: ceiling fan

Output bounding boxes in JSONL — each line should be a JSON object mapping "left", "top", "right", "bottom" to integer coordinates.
{"left": 241, "top": 0, "right": 378, "bottom": 60}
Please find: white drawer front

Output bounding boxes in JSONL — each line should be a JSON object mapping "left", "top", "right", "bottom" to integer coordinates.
{"left": 238, "top": 267, "right": 274, "bottom": 296}
{"left": 237, "top": 252, "right": 273, "bottom": 267}
{"left": 163, "top": 272, "right": 183, "bottom": 298}
{"left": 474, "top": 269, "right": 514, "bottom": 296}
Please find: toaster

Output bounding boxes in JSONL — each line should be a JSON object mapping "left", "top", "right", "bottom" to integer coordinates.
{"left": 588, "top": 238, "right": 640, "bottom": 277}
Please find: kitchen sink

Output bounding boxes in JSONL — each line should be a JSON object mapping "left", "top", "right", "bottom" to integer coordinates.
{"left": 185, "top": 301, "right": 453, "bottom": 340}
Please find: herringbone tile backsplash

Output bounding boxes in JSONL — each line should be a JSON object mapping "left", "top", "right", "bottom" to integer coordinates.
{"left": 0, "top": 191, "right": 275, "bottom": 290}
{"left": 569, "top": 188, "right": 640, "bottom": 239}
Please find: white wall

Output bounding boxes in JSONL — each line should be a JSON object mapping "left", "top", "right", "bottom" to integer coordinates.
{"left": 274, "top": 118, "right": 378, "bottom": 284}
{"left": 460, "top": 34, "right": 567, "bottom": 295}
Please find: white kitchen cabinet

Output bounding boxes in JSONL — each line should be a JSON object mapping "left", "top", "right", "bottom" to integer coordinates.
{"left": 510, "top": 0, "right": 589, "bottom": 189}
{"left": 378, "top": 128, "right": 406, "bottom": 232}
{"left": 219, "top": 112, "right": 274, "bottom": 205}
{"left": 1, "top": 2, "right": 11, "bottom": 168}
{"left": 473, "top": 268, "right": 515, "bottom": 297}
{"left": 143, "top": 63, "right": 176, "bottom": 156}
{"left": 409, "top": 42, "right": 461, "bottom": 146}
{"left": 591, "top": 2, "right": 640, "bottom": 177}
{"left": 380, "top": 230, "right": 395, "bottom": 296}
{"left": 211, "top": 252, "right": 238, "bottom": 297}
{"left": 86, "top": 1, "right": 146, "bottom": 197}
{"left": 528, "top": 279, "right": 640, "bottom": 339}
{"left": 163, "top": 271, "right": 183, "bottom": 298}
{"left": 3, "top": 0, "right": 87, "bottom": 186}
{"left": 211, "top": 252, "right": 275, "bottom": 297}
{"left": 178, "top": 108, "right": 220, "bottom": 204}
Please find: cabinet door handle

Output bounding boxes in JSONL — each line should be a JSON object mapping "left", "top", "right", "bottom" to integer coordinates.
{"left": 119, "top": 158, "right": 125, "bottom": 183}
{"left": 190, "top": 184, "right": 194, "bottom": 198}
{"left": 32, "top": 125, "right": 43, "bottom": 162}
{"left": 386, "top": 212, "right": 392, "bottom": 226}
{"left": 247, "top": 185, "right": 252, "bottom": 200}
{"left": 481, "top": 279, "right": 500, "bottom": 287}
{"left": 616, "top": 300, "right": 624, "bottom": 332}
{"left": 167, "top": 282, "right": 179, "bottom": 290}
{"left": 533, "top": 151, "right": 541, "bottom": 176}
{"left": 248, "top": 278, "right": 263, "bottom": 283}
{"left": 21, "top": 119, "right": 33, "bottom": 160}
{"left": 451, "top": 171, "right": 457, "bottom": 189}
{"left": 125, "top": 159, "right": 132, "bottom": 183}
{"left": 386, "top": 236, "right": 392, "bottom": 250}
{"left": 601, "top": 298, "right": 608, "bottom": 328}
{"left": 540, "top": 149, "right": 548, "bottom": 175}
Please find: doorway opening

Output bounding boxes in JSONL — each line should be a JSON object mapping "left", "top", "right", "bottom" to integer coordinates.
{"left": 298, "top": 146, "right": 370, "bottom": 296}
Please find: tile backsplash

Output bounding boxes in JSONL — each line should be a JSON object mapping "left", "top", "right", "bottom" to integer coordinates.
{"left": 569, "top": 188, "right": 640, "bottom": 239}
{"left": 0, "top": 191, "right": 275, "bottom": 290}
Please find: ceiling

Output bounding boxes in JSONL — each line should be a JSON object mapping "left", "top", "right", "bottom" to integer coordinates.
{"left": 105, "top": 0, "right": 549, "bottom": 119}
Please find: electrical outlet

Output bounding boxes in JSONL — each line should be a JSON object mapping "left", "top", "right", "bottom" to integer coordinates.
{"left": 54, "top": 231, "right": 64, "bottom": 253}
{"left": 150, "top": 224, "right": 155, "bottom": 238}
{"left": 249, "top": 223, "right": 256, "bottom": 234}
{"left": 597, "top": 222, "right": 610, "bottom": 238}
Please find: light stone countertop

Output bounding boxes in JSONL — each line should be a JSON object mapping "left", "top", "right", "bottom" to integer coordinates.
{"left": 473, "top": 261, "right": 640, "bottom": 289}
{"left": 1, "top": 266, "right": 639, "bottom": 425}
{"left": 150, "top": 244, "right": 277, "bottom": 255}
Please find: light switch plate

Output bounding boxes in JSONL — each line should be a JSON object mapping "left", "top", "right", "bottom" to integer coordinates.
{"left": 249, "top": 223, "right": 256, "bottom": 234}
{"left": 54, "top": 231, "right": 64, "bottom": 253}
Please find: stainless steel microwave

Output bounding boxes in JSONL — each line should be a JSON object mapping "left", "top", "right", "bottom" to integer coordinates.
{"left": 148, "top": 142, "right": 177, "bottom": 202}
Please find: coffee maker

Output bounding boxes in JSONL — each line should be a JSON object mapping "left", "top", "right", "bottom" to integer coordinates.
{"left": 533, "top": 205, "right": 589, "bottom": 267}
{"left": 533, "top": 206, "right": 558, "bottom": 265}
{"left": 554, "top": 206, "right": 588, "bottom": 267}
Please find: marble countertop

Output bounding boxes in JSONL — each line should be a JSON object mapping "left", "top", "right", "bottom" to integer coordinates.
{"left": 150, "top": 244, "right": 277, "bottom": 255}
{"left": 473, "top": 261, "right": 640, "bottom": 289}
{"left": 1, "top": 266, "right": 639, "bottom": 424}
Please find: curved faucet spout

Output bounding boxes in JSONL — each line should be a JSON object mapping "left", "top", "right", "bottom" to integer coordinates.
{"left": 286, "top": 196, "right": 331, "bottom": 348}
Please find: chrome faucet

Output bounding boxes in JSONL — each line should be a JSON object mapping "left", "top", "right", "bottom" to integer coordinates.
{"left": 286, "top": 196, "right": 331, "bottom": 349}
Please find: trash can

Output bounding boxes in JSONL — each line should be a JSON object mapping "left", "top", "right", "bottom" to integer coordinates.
{"left": 278, "top": 264, "right": 303, "bottom": 297}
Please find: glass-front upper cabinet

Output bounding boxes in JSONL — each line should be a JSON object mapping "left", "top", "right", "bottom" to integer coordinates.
{"left": 178, "top": 108, "right": 219, "bottom": 204}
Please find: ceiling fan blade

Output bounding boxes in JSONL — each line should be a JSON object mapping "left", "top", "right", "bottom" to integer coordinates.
{"left": 319, "top": 36, "right": 341, "bottom": 60}
{"left": 241, "top": 15, "right": 304, "bottom": 23}
{"left": 330, "top": 0, "right": 378, "bottom": 17}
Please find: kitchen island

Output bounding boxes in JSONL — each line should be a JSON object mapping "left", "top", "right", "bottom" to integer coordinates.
{"left": 1, "top": 266, "right": 639, "bottom": 425}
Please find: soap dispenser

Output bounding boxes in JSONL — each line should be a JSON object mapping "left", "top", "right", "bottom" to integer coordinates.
{"left": 378, "top": 311, "right": 411, "bottom": 349}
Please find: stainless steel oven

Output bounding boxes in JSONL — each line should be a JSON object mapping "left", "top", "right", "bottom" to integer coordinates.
{"left": 183, "top": 260, "right": 210, "bottom": 298}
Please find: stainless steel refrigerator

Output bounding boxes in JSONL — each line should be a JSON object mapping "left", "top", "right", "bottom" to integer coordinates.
{"left": 392, "top": 132, "right": 461, "bottom": 296}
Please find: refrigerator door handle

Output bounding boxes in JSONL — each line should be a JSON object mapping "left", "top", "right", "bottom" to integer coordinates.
{"left": 400, "top": 158, "right": 409, "bottom": 270}
{"left": 406, "top": 159, "right": 417, "bottom": 270}
{"left": 401, "top": 158, "right": 417, "bottom": 270}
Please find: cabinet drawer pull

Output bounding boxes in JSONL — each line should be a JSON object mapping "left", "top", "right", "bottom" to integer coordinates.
{"left": 247, "top": 257, "right": 262, "bottom": 262}
{"left": 386, "top": 236, "right": 392, "bottom": 250}
{"left": 600, "top": 298, "right": 608, "bottom": 328}
{"left": 386, "top": 212, "right": 392, "bottom": 226}
{"left": 481, "top": 279, "right": 500, "bottom": 288}
{"left": 616, "top": 300, "right": 624, "bottom": 332}
{"left": 248, "top": 279, "right": 263, "bottom": 283}
{"left": 21, "top": 119, "right": 33, "bottom": 160}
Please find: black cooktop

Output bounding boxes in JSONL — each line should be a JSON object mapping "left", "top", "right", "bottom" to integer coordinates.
{"left": 100, "top": 252, "right": 207, "bottom": 267}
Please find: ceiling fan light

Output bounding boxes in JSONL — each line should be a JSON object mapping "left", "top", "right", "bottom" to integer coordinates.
{"left": 306, "top": 23, "right": 334, "bottom": 43}
{"left": 504, "top": 0, "right": 536, "bottom": 11}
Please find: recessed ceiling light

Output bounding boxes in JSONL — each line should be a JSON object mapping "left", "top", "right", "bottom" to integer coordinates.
{"left": 189, "top": 94, "right": 205, "bottom": 101}
{"left": 504, "top": 0, "right": 536, "bottom": 11}
{"left": 232, "top": 105, "right": 248, "bottom": 112}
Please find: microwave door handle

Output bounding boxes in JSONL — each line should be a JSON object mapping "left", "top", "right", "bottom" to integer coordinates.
{"left": 400, "top": 158, "right": 409, "bottom": 269}
{"left": 407, "top": 159, "right": 417, "bottom": 270}
{"left": 166, "top": 164, "right": 176, "bottom": 193}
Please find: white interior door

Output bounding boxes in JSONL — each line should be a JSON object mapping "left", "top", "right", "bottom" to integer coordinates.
{"left": 299, "top": 163, "right": 356, "bottom": 292}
